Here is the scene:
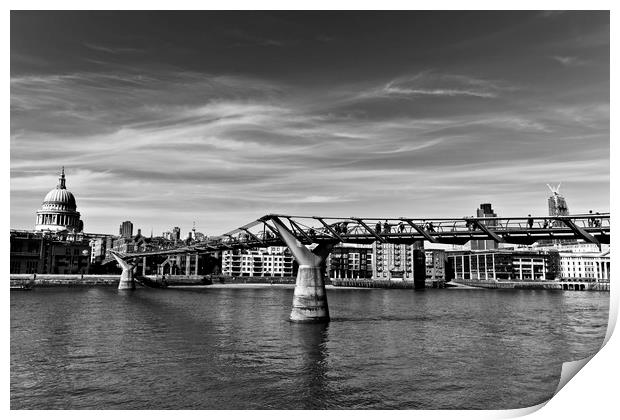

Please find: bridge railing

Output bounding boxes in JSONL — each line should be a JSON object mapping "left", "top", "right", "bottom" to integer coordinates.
{"left": 254, "top": 213, "right": 609, "bottom": 239}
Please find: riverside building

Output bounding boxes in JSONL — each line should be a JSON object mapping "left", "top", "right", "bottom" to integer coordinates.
{"left": 425, "top": 249, "right": 446, "bottom": 286}
{"left": 372, "top": 241, "right": 426, "bottom": 283}
{"left": 447, "top": 250, "right": 560, "bottom": 282}
{"left": 558, "top": 251, "right": 610, "bottom": 282}
{"left": 89, "top": 234, "right": 116, "bottom": 264}
{"left": 328, "top": 243, "right": 373, "bottom": 279}
{"left": 222, "top": 247, "right": 295, "bottom": 277}
{"left": 10, "top": 229, "right": 91, "bottom": 274}
{"left": 526, "top": 240, "right": 611, "bottom": 283}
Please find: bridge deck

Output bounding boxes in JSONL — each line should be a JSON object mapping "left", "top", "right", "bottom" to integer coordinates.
{"left": 113, "top": 213, "right": 610, "bottom": 260}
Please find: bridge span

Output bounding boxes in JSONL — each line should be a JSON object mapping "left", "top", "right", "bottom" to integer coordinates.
{"left": 112, "top": 212, "right": 610, "bottom": 323}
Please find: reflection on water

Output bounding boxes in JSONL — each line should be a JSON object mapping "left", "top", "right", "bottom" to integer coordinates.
{"left": 291, "top": 323, "right": 330, "bottom": 409}
{"left": 11, "top": 287, "right": 608, "bottom": 409}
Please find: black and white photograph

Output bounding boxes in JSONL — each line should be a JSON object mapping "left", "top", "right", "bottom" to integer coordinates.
{"left": 8, "top": 7, "right": 613, "bottom": 413}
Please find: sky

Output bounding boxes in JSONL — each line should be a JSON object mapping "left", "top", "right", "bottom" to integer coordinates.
{"left": 10, "top": 11, "right": 610, "bottom": 237}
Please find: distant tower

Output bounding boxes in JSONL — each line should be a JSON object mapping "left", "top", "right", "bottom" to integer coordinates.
{"left": 470, "top": 203, "right": 499, "bottom": 250}
{"left": 119, "top": 221, "right": 133, "bottom": 238}
{"left": 547, "top": 184, "right": 569, "bottom": 225}
{"left": 172, "top": 226, "right": 181, "bottom": 242}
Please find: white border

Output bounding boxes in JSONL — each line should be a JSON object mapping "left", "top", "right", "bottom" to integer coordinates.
{"left": 4, "top": 2, "right": 616, "bottom": 419}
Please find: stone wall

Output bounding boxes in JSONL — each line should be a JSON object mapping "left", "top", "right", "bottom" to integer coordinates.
{"left": 11, "top": 274, "right": 119, "bottom": 287}
{"left": 210, "top": 275, "right": 296, "bottom": 285}
{"left": 451, "top": 279, "right": 606, "bottom": 291}
{"left": 331, "top": 279, "right": 417, "bottom": 289}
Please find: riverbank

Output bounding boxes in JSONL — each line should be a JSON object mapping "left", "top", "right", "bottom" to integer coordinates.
{"left": 9, "top": 274, "right": 298, "bottom": 288}
{"left": 10, "top": 274, "right": 609, "bottom": 291}
{"left": 11, "top": 274, "right": 119, "bottom": 287}
{"left": 452, "top": 279, "right": 610, "bottom": 291}
{"left": 9, "top": 276, "right": 439, "bottom": 291}
{"left": 170, "top": 283, "right": 368, "bottom": 290}
{"left": 331, "top": 278, "right": 445, "bottom": 289}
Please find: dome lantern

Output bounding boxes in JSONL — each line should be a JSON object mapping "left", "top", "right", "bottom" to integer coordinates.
{"left": 57, "top": 166, "right": 66, "bottom": 189}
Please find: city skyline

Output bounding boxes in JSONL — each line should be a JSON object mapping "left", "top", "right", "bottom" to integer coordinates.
{"left": 11, "top": 11, "right": 610, "bottom": 235}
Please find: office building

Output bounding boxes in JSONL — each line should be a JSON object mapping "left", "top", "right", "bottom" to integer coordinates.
{"left": 119, "top": 221, "right": 133, "bottom": 238}
{"left": 470, "top": 203, "right": 499, "bottom": 251}
{"left": 447, "top": 250, "right": 560, "bottom": 282}
{"left": 547, "top": 184, "right": 569, "bottom": 223}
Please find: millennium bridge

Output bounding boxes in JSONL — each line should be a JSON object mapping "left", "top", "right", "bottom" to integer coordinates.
{"left": 112, "top": 213, "right": 610, "bottom": 323}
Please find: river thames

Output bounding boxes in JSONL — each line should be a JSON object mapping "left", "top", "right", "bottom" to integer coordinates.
{"left": 10, "top": 286, "right": 608, "bottom": 410}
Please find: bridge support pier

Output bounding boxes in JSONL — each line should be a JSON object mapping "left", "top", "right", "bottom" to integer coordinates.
{"left": 271, "top": 217, "right": 333, "bottom": 323}
{"left": 111, "top": 252, "right": 136, "bottom": 290}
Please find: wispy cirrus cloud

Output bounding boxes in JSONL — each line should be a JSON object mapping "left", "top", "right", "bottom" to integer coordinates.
{"left": 10, "top": 10, "right": 609, "bottom": 235}
{"left": 353, "top": 72, "right": 512, "bottom": 101}
{"left": 83, "top": 42, "right": 146, "bottom": 54}
{"left": 551, "top": 55, "right": 589, "bottom": 66}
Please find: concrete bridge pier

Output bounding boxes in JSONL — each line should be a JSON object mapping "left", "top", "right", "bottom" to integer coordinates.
{"left": 111, "top": 252, "right": 136, "bottom": 290}
{"left": 271, "top": 217, "right": 333, "bottom": 323}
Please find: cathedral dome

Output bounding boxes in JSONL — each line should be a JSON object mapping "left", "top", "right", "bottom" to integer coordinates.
{"left": 35, "top": 167, "right": 83, "bottom": 232}
{"left": 42, "top": 187, "right": 77, "bottom": 211}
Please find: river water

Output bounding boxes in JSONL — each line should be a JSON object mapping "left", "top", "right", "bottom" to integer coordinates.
{"left": 10, "top": 286, "right": 608, "bottom": 410}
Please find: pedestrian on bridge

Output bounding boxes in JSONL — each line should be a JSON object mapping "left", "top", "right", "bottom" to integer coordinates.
{"left": 398, "top": 221, "right": 405, "bottom": 233}
{"left": 527, "top": 215, "right": 534, "bottom": 229}
{"left": 333, "top": 223, "right": 341, "bottom": 234}
{"left": 375, "top": 222, "right": 382, "bottom": 234}
{"left": 383, "top": 220, "right": 391, "bottom": 233}
{"left": 588, "top": 210, "right": 595, "bottom": 227}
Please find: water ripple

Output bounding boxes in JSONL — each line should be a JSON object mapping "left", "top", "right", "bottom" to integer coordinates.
{"left": 11, "top": 287, "right": 608, "bottom": 409}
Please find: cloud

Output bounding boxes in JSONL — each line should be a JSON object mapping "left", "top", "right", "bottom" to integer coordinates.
{"left": 10, "top": 65, "right": 609, "bottom": 234}
{"left": 83, "top": 42, "right": 145, "bottom": 54}
{"left": 10, "top": 70, "right": 285, "bottom": 138}
{"left": 224, "top": 27, "right": 294, "bottom": 48}
{"left": 297, "top": 195, "right": 350, "bottom": 204}
{"left": 353, "top": 72, "right": 511, "bottom": 101}
{"left": 538, "top": 11, "right": 566, "bottom": 19}
{"left": 384, "top": 86, "right": 497, "bottom": 98}
{"left": 551, "top": 55, "right": 588, "bottom": 66}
